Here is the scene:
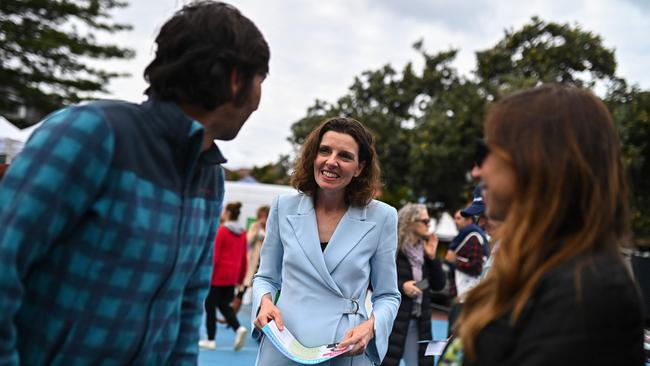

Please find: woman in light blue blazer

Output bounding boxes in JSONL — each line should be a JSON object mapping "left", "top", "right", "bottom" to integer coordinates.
{"left": 252, "top": 117, "right": 401, "bottom": 365}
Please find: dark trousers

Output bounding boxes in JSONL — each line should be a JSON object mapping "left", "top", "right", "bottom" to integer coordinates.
{"left": 204, "top": 285, "right": 241, "bottom": 340}
{"left": 447, "top": 302, "right": 463, "bottom": 336}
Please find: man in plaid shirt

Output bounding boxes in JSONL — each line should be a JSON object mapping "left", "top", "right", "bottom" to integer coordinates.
{"left": 0, "top": 2, "right": 269, "bottom": 365}
{"left": 447, "top": 187, "right": 489, "bottom": 297}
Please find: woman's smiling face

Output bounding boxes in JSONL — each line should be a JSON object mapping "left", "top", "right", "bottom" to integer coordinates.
{"left": 313, "top": 131, "right": 364, "bottom": 195}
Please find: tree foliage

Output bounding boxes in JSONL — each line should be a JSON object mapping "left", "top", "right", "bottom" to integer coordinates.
{"left": 476, "top": 16, "right": 617, "bottom": 97}
{"left": 249, "top": 155, "right": 292, "bottom": 185}
{"left": 606, "top": 80, "right": 650, "bottom": 243}
{"left": 281, "top": 17, "right": 650, "bottom": 243}
{"left": 0, "top": 0, "right": 134, "bottom": 127}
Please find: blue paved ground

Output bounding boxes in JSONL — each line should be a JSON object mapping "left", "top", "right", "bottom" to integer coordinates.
{"left": 198, "top": 309, "right": 649, "bottom": 366}
{"left": 197, "top": 303, "right": 259, "bottom": 365}
{"left": 197, "top": 304, "right": 449, "bottom": 366}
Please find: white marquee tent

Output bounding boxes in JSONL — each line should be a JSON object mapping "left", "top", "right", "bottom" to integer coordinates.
{"left": 0, "top": 116, "right": 40, "bottom": 163}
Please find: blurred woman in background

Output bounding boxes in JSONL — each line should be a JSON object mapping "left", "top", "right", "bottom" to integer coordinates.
{"left": 233, "top": 205, "right": 270, "bottom": 312}
{"left": 383, "top": 203, "right": 446, "bottom": 366}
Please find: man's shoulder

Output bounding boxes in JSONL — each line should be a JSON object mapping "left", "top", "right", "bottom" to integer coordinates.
{"left": 81, "top": 99, "right": 142, "bottom": 110}
{"left": 78, "top": 100, "right": 165, "bottom": 150}
{"left": 49, "top": 100, "right": 143, "bottom": 133}
{"left": 62, "top": 99, "right": 138, "bottom": 116}
{"left": 82, "top": 100, "right": 144, "bottom": 124}
{"left": 465, "top": 225, "right": 487, "bottom": 242}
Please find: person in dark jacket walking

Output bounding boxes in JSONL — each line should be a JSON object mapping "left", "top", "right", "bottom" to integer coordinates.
{"left": 383, "top": 203, "right": 446, "bottom": 366}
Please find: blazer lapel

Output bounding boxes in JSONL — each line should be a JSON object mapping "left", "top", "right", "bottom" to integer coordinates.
{"left": 324, "top": 205, "right": 376, "bottom": 274}
{"left": 287, "top": 195, "right": 342, "bottom": 296}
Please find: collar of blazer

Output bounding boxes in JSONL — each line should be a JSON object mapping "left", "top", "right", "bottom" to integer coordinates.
{"left": 294, "top": 192, "right": 369, "bottom": 220}
{"left": 288, "top": 194, "right": 377, "bottom": 297}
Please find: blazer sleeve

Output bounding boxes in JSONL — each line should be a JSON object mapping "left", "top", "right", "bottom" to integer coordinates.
{"left": 250, "top": 195, "right": 283, "bottom": 332}
{"left": 365, "top": 206, "right": 402, "bottom": 364}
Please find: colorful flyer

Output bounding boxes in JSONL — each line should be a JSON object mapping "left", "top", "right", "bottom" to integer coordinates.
{"left": 262, "top": 320, "right": 352, "bottom": 364}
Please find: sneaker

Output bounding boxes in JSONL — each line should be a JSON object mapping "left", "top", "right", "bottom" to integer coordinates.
{"left": 198, "top": 339, "right": 216, "bottom": 350}
{"left": 234, "top": 326, "right": 248, "bottom": 351}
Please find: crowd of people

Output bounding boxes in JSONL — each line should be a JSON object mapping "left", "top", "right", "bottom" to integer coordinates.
{"left": 0, "top": 1, "right": 647, "bottom": 366}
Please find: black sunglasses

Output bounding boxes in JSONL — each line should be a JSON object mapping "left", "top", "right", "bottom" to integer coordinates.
{"left": 415, "top": 219, "right": 430, "bottom": 225}
{"left": 473, "top": 139, "right": 489, "bottom": 167}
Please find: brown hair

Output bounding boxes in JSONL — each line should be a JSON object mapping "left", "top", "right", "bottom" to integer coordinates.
{"left": 459, "top": 84, "right": 630, "bottom": 358}
{"left": 225, "top": 201, "right": 243, "bottom": 221}
{"left": 144, "top": 1, "right": 269, "bottom": 110}
{"left": 256, "top": 205, "right": 270, "bottom": 218}
{"left": 290, "top": 117, "right": 381, "bottom": 207}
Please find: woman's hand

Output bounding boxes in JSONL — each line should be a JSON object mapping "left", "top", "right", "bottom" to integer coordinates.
{"left": 402, "top": 280, "right": 422, "bottom": 298}
{"left": 337, "top": 316, "right": 375, "bottom": 356}
{"left": 423, "top": 234, "right": 439, "bottom": 259}
{"left": 253, "top": 294, "right": 284, "bottom": 331}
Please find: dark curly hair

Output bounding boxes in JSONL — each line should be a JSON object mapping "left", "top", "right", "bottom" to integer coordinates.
{"left": 225, "top": 201, "right": 242, "bottom": 221}
{"left": 291, "top": 117, "right": 381, "bottom": 207}
{"left": 144, "top": 1, "right": 269, "bottom": 110}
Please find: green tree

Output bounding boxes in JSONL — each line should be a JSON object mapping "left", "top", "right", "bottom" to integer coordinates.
{"left": 285, "top": 17, "right": 650, "bottom": 243}
{"left": 1, "top": 0, "right": 134, "bottom": 127}
{"left": 409, "top": 78, "right": 486, "bottom": 211}
{"left": 289, "top": 44, "right": 470, "bottom": 207}
{"left": 475, "top": 17, "right": 649, "bottom": 243}
{"left": 476, "top": 16, "right": 617, "bottom": 98}
{"left": 250, "top": 155, "right": 292, "bottom": 185}
{"left": 606, "top": 80, "right": 650, "bottom": 244}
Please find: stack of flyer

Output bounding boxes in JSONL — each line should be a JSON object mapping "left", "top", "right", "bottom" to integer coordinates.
{"left": 262, "top": 320, "right": 352, "bottom": 364}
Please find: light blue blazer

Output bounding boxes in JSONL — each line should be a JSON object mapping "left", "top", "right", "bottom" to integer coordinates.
{"left": 252, "top": 193, "right": 401, "bottom": 365}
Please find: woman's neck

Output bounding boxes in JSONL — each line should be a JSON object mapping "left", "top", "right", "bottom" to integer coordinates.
{"left": 315, "top": 190, "right": 347, "bottom": 212}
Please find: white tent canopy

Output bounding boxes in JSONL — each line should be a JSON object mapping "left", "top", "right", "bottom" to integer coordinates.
{"left": 0, "top": 116, "right": 39, "bottom": 141}
{"left": 0, "top": 116, "right": 40, "bottom": 163}
{"left": 431, "top": 211, "right": 458, "bottom": 242}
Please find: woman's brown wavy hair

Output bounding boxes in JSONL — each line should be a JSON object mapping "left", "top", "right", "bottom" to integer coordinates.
{"left": 458, "top": 84, "right": 630, "bottom": 359}
{"left": 290, "top": 117, "right": 381, "bottom": 207}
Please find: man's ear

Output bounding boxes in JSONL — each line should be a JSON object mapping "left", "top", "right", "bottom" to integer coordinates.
{"left": 230, "top": 68, "right": 242, "bottom": 98}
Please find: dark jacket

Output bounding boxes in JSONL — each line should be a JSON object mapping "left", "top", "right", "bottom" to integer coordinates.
{"left": 382, "top": 248, "right": 446, "bottom": 366}
{"left": 0, "top": 97, "right": 226, "bottom": 364}
{"left": 465, "top": 249, "right": 644, "bottom": 366}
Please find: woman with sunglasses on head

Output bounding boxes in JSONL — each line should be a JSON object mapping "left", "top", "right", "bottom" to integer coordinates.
{"left": 440, "top": 84, "right": 644, "bottom": 365}
{"left": 252, "top": 117, "right": 401, "bottom": 365}
{"left": 382, "top": 203, "right": 446, "bottom": 366}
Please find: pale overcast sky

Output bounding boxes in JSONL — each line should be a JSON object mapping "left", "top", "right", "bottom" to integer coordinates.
{"left": 5, "top": 0, "right": 650, "bottom": 169}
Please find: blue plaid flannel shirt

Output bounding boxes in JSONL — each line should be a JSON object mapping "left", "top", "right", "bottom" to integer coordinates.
{"left": 0, "top": 97, "right": 225, "bottom": 365}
